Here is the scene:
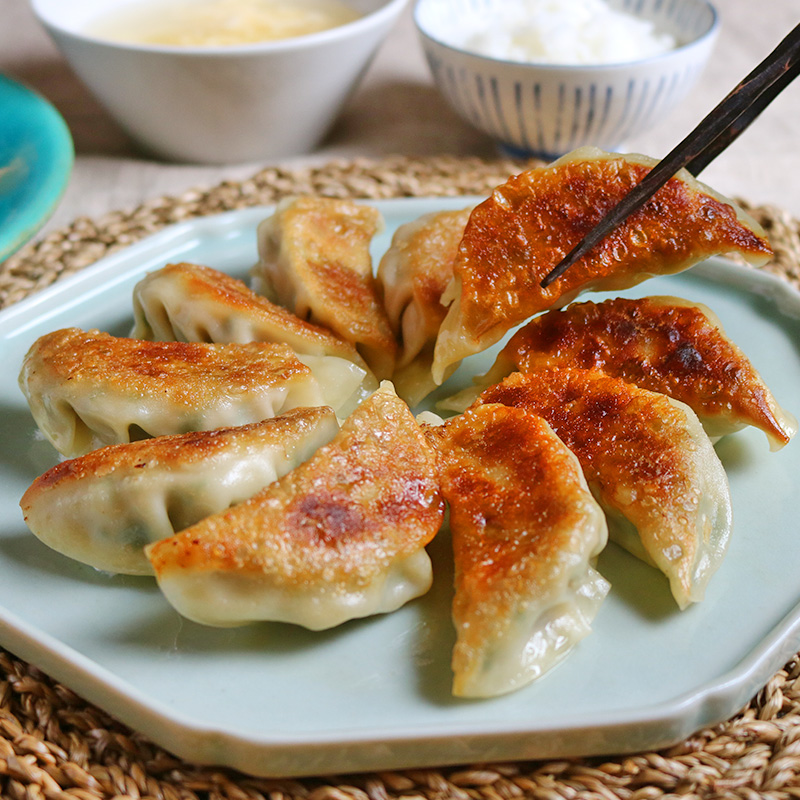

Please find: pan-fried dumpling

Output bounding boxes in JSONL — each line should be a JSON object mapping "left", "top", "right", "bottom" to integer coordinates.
{"left": 253, "top": 196, "right": 397, "bottom": 380}
{"left": 131, "top": 263, "right": 375, "bottom": 416}
{"left": 432, "top": 147, "right": 773, "bottom": 384}
{"left": 431, "top": 403, "right": 609, "bottom": 698}
{"left": 146, "top": 383, "right": 445, "bottom": 630}
{"left": 476, "top": 295, "right": 797, "bottom": 450}
{"left": 377, "top": 207, "right": 472, "bottom": 406}
{"left": 132, "top": 262, "right": 362, "bottom": 363}
{"left": 19, "top": 328, "right": 328, "bottom": 458}
{"left": 132, "top": 262, "right": 377, "bottom": 407}
{"left": 474, "top": 369, "right": 733, "bottom": 609}
{"left": 19, "top": 407, "right": 339, "bottom": 575}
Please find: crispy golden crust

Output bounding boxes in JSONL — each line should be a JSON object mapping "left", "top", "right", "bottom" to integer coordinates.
{"left": 22, "top": 328, "right": 310, "bottom": 408}
{"left": 391, "top": 208, "right": 470, "bottom": 347}
{"left": 147, "top": 388, "right": 444, "bottom": 587}
{"left": 266, "top": 197, "right": 397, "bottom": 378}
{"left": 405, "top": 209, "right": 468, "bottom": 328}
{"left": 498, "top": 296, "right": 794, "bottom": 447}
{"left": 21, "top": 407, "right": 334, "bottom": 499}
{"left": 142, "top": 262, "right": 364, "bottom": 362}
{"left": 473, "top": 369, "right": 726, "bottom": 603}
{"left": 377, "top": 207, "right": 472, "bottom": 405}
{"left": 450, "top": 151, "right": 772, "bottom": 343}
{"left": 431, "top": 403, "right": 608, "bottom": 695}
{"left": 477, "top": 369, "right": 696, "bottom": 501}
{"left": 164, "top": 262, "right": 288, "bottom": 315}
{"left": 435, "top": 404, "right": 597, "bottom": 595}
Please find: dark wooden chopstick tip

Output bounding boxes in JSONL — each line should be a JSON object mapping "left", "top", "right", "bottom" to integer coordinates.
{"left": 540, "top": 258, "right": 571, "bottom": 288}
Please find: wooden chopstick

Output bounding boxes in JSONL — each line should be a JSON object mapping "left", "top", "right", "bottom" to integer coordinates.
{"left": 539, "top": 22, "right": 800, "bottom": 289}
{"left": 684, "top": 55, "right": 800, "bottom": 177}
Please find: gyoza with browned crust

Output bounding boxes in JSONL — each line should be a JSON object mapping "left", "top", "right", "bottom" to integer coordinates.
{"left": 254, "top": 196, "right": 397, "bottom": 380}
{"left": 20, "top": 407, "right": 339, "bottom": 576}
{"left": 430, "top": 403, "right": 609, "bottom": 698}
{"left": 132, "top": 262, "right": 377, "bottom": 414}
{"left": 146, "top": 384, "right": 444, "bottom": 630}
{"left": 19, "top": 328, "right": 328, "bottom": 458}
{"left": 473, "top": 369, "right": 733, "bottom": 610}
{"left": 432, "top": 147, "right": 773, "bottom": 384}
{"left": 477, "top": 295, "right": 797, "bottom": 450}
{"left": 377, "top": 206, "right": 472, "bottom": 406}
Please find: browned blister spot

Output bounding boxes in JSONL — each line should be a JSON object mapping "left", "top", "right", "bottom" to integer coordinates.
{"left": 288, "top": 493, "right": 372, "bottom": 546}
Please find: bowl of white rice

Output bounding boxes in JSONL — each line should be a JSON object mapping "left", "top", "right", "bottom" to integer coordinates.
{"left": 414, "top": 0, "right": 719, "bottom": 159}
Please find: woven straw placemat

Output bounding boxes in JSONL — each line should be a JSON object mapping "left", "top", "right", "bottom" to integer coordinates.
{"left": 2, "top": 155, "right": 800, "bottom": 800}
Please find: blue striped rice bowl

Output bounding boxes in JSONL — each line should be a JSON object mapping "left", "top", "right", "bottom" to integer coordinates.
{"left": 414, "top": 0, "right": 719, "bottom": 159}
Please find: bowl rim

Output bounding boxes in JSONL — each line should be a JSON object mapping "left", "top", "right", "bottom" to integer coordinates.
{"left": 31, "top": 0, "right": 409, "bottom": 56}
{"left": 412, "top": 0, "right": 720, "bottom": 72}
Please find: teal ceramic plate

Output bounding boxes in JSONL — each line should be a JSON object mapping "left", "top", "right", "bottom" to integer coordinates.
{"left": 1, "top": 199, "right": 799, "bottom": 777}
{"left": 0, "top": 73, "right": 73, "bottom": 262}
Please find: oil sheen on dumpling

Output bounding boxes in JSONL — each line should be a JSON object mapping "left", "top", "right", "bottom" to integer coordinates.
{"left": 479, "top": 295, "right": 797, "bottom": 450}
{"left": 431, "top": 403, "right": 609, "bottom": 698}
{"left": 253, "top": 196, "right": 398, "bottom": 380}
{"left": 146, "top": 384, "right": 445, "bottom": 630}
{"left": 19, "top": 328, "right": 327, "bottom": 458}
{"left": 432, "top": 147, "right": 773, "bottom": 384}
{"left": 132, "top": 262, "right": 377, "bottom": 414}
{"left": 20, "top": 407, "right": 339, "bottom": 575}
{"left": 377, "top": 207, "right": 472, "bottom": 406}
{"left": 474, "top": 369, "right": 733, "bottom": 610}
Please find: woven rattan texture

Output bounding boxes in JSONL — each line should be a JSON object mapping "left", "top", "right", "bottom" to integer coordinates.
{"left": 2, "top": 155, "right": 800, "bottom": 799}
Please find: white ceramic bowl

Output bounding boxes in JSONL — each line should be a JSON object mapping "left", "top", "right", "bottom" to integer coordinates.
{"left": 414, "top": 0, "right": 719, "bottom": 160}
{"left": 32, "top": 0, "right": 408, "bottom": 164}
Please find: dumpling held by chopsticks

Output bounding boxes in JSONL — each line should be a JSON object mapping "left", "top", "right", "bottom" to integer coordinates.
{"left": 432, "top": 147, "right": 773, "bottom": 384}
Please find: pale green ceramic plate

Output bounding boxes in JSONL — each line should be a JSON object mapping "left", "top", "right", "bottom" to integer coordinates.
{"left": 1, "top": 198, "right": 799, "bottom": 777}
{"left": 0, "top": 73, "right": 73, "bottom": 262}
